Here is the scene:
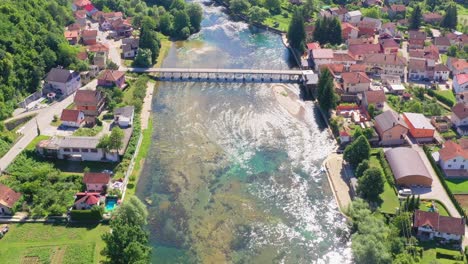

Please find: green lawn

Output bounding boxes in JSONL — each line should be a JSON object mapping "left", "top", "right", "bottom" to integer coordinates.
{"left": 72, "top": 125, "right": 103, "bottom": 137}
{"left": 369, "top": 155, "right": 399, "bottom": 214}
{"left": 419, "top": 241, "right": 465, "bottom": 264}
{"left": 264, "top": 13, "right": 291, "bottom": 32}
{"left": 26, "top": 135, "right": 51, "bottom": 150}
{"left": 420, "top": 200, "right": 450, "bottom": 216}
{"left": 446, "top": 179, "right": 468, "bottom": 194}
{"left": 0, "top": 223, "right": 110, "bottom": 264}
{"left": 434, "top": 90, "right": 456, "bottom": 106}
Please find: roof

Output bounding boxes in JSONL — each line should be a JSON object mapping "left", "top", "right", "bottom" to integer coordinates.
{"left": 74, "top": 0, "right": 91, "bottom": 7}
{"left": 67, "top": 23, "right": 81, "bottom": 31}
{"left": 409, "top": 59, "right": 427, "bottom": 71}
{"left": 403, "top": 113, "right": 435, "bottom": 130}
{"left": 75, "top": 10, "right": 87, "bottom": 19}
{"left": 365, "top": 89, "right": 386, "bottom": 104}
{"left": 84, "top": 4, "right": 96, "bottom": 12}
{"left": 83, "top": 172, "right": 111, "bottom": 184}
{"left": 380, "top": 38, "right": 399, "bottom": 49}
{"left": 342, "top": 22, "right": 358, "bottom": 31}
{"left": 98, "top": 70, "right": 125, "bottom": 82}
{"left": 0, "top": 183, "right": 22, "bottom": 209}
{"left": 390, "top": 4, "right": 406, "bottom": 12}
{"left": 312, "top": 49, "right": 333, "bottom": 59}
{"left": 434, "top": 36, "right": 450, "bottom": 46}
{"left": 455, "top": 74, "right": 468, "bottom": 86}
{"left": 81, "top": 29, "right": 97, "bottom": 38}
{"left": 414, "top": 210, "right": 465, "bottom": 236}
{"left": 449, "top": 58, "right": 468, "bottom": 71}
{"left": 423, "top": 12, "right": 443, "bottom": 21}
{"left": 46, "top": 68, "right": 75, "bottom": 83}
{"left": 452, "top": 102, "right": 468, "bottom": 120}
{"left": 74, "top": 193, "right": 100, "bottom": 206}
{"left": 114, "top": 106, "right": 135, "bottom": 118}
{"left": 385, "top": 147, "right": 432, "bottom": 181}
{"left": 61, "top": 109, "right": 82, "bottom": 122}
{"left": 40, "top": 136, "right": 100, "bottom": 149}
{"left": 439, "top": 140, "right": 468, "bottom": 161}
{"left": 64, "top": 31, "right": 79, "bottom": 39}
{"left": 408, "top": 49, "right": 424, "bottom": 58}
{"left": 333, "top": 52, "right": 355, "bottom": 62}
{"left": 434, "top": 64, "right": 449, "bottom": 72}
{"left": 409, "top": 30, "right": 426, "bottom": 40}
{"left": 375, "top": 110, "right": 408, "bottom": 132}
{"left": 364, "top": 53, "right": 406, "bottom": 66}
{"left": 87, "top": 43, "right": 109, "bottom": 53}
{"left": 74, "top": 90, "right": 104, "bottom": 105}
{"left": 349, "top": 64, "right": 367, "bottom": 72}
{"left": 322, "top": 64, "right": 345, "bottom": 76}
{"left": 348, "top": 44, "right": 382, "bottom": 57}
{"left": 306, "top": 42, "right": 320, "bottom": 50}
{"left": 77, "top": 51, "right": 88, "bottom": 61}
{"left": 341, "top": 71, "right": 371, "bottom": 84}
{"left": 347, "top": 10, "right": 361, "bottom": 17}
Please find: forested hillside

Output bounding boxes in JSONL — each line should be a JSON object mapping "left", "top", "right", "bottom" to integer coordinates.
{"left": 0, "top": 0, "right": 85, "bottom": 120}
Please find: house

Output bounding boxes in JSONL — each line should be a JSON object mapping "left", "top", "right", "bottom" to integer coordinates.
{"left": 433, "top": 64, "right": 450, "bottom": 82}
{"left": 0, "top": 184, "right": 22, "bottom": 215}
{"left": 363, "top": 53, "right": 407, "bottom": 77}
{"left": 36, "top": 136, "right": 120, "bottom": 162}
{"left": 84, "top": 4, "right": 98, "bottom": 16}
{"left": 305, "top": 25, "right": 315, "bottom": 41}
{"left": 408, "top": 31, "right": 427, "bottom": 50}
{"left": 72, "top": 0, "right": 91, "bottom": 11}
{"left": 374, "top": 110, "right": 408, "bottom": 146}
{"left": 332, "top": 52, "right": 356, "bottom": 70}
{"left": 45, "top": 68, "right": 81, "bottom": 97}
{"left": 379, "top": 22, "right": 402, "bottom": 39}
{"left": 362, "top": 17, "right": 382, "bottom": 31}
{"left": 74, "top": 10, "right": 87, "bottom": 27}
{"left": 385, "top": 147, "right": 433, "bottom": 187}
{"left": 114, "top": 106, "right": 135, "bottom": 127}
{"left": 321, "top": 64, "right": 345, "bottom": 79}
{"left": 87, "top": 43, "right": 109, "bottom": 68}
{"left": 408, "top": 59, "right": 428, "bottom": 80}
{"left": 83, "top": 172, "right": 111, "bottom": 193}
{"left": 451, "top": 102, "right": 468, "bottom": 136}
{"left": 329, "top": 6, "right": 348, "bottom": 21}
{"left": 423, "top": 13, "right": 443, "bottom": 25}
{"left": 81, "top": 29, "right": 98, "bottom": 45}
{"left": 423, "top": 45, "right": 440, "bottom": 66}
{"left": 438, "top": 140, "right": 468, "bottom": 176}
{"left": 73, "top": 192, "right": 101, "bottom": 210}
{"left": 311, "top": 49, "right": 334, "bottom": 70}
{"left": 402, "top": 112, "right": 435, "bottom": 142}
{"left": 434, "top": 36, "right": 451, "bottom": 53}
{"left": 74, "top": 89, "right": 106, "bottom": 116}
{"left": 99, "top": 12, "right": 124, "bottom": 31}
{"left": 357, "top": 24, "right": 376, "bottom": 38}
{"left": 363, "top": 89, "right": 386, "bottom": 110}
{"left": 431, "top": 116, "right": 451, "bottom": 133}
{"left": 349, "top": 64, "right": 367, "bottom": 72}
{"left": 341, "top": 23, "right": 358, "bottom": 40}
{"left": 456, "top": 92, "right": 468, "bottom": 103}
{"left": 339, "top": 129, "right": 351, "bottom": 143}
{"left": 111, "top": 18, "right": 133, "bottom": 37}
{"left": 379, "top": 38, "right": 399, "bottom": 54}
{"left": 122, "top": 38, "right": 139, "bottom": 58}
{"left": 447, "top": 58, "right": 468, "bottom": 76}
{"left": 60, "top": 109, "right": 85, "bottom": 128}
{"left": 67, "top": 23, "right": 83, "bottom": 32}
{"left": 345, "top": 10, "right": 362, "bottom": 23}
{"left": 341, "top": 72, "right": 371, "bottom": 93}
{"left": 64, "top": 30, "right": 80, "bottom": 45}
{"left": 347, "top": 35, "right": 375, "bottom": 45}
{"left": 97, "top": 70, "right": 126, "bottom": 89}
{"left": 348, "top": 44, "right": 382, "bottom": 60}
{"left": 388, "top": 4, "right": 406, "bottom": 18}
{"left": 454, "top": 74, "right": 468, "bottom": 94}
{"left": 413, "top": 210, "right": 465, "bottom": 242}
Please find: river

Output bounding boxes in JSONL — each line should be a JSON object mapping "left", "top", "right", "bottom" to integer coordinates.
{"left": 136, "top": 2, "right": 351, "bottom": 263}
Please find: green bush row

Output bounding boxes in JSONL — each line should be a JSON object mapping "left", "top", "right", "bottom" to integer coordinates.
{"left": 423, "top": 146, "right": 467, "bottom": 221}
{"left": 375, "top": 149, "right": 396, "bottom": 188}
{"left": 70, "top": 208, "right": 103, "bottom": 222}
{"left": 426, "top": 89, "right": 455, "bottom": 107}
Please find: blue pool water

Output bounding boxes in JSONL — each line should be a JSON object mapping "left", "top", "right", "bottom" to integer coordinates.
{"left": 105, "top": 198, "right": 117, "bottom": 211}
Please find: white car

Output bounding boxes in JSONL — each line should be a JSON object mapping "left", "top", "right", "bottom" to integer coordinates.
{"left": 398, "top": 189, "right": 412, "bottom": 196}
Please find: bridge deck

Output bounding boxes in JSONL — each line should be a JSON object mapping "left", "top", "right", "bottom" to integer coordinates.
{"left": 125, "top": 67, "right": 304, "bottom": 75}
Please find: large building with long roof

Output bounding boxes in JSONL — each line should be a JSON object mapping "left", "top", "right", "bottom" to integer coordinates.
{"left": 385, "top": 147, "right": 433, "bottom": 187}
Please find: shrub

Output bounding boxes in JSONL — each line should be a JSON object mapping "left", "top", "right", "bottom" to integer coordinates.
{"left": 375, "top": 149, "right": 396, "bottom": 188}
{"left": 70, "top": 207, "right": 103, "bottom": 222}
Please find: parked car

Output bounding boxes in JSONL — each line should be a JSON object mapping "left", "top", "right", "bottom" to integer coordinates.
{"left": 398, "top": 188, "right": 412, "bottom": 196}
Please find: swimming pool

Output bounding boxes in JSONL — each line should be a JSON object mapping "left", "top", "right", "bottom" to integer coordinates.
{"left": 105, "top": 197, "right": 118, "bottom": 212}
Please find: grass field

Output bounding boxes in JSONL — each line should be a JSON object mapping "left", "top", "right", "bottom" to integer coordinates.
{"left": 446, "top": 178, "right": 468, "bottom": 194}
{"left": 419, "top": 241, "right": 465, "bottom": 264}
{"left": 264, "top": 13, "right": 291, "bottom": 32}
{"left": 369, "top": 155, "right": 399, "bottom": 214}
{"left": 434, "top": 90, "right": 456, "bottom": 106}
{"left": 420, "top": 200, "right": 450, "bottom": 216}
{"left": 72, "top": 125, "right": 103, "bottom": 137}
{"left": 0, "top": 223, "right": 109, "bottom": 264}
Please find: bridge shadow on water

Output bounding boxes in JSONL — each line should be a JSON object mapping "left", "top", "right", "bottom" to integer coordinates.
{"left": 153, "top": 76, "right": 302, "bottom": 84}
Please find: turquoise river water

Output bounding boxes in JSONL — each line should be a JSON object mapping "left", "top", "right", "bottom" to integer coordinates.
{"left": 136, "top": 1, "right": 352, "bottom": 263}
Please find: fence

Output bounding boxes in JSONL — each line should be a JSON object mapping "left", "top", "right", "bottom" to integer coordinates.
{"left": 18, "top": 90, "right": 43, "bottom": 109}
{"left": 120, "top": 131, "right": 143, "bottom": 201}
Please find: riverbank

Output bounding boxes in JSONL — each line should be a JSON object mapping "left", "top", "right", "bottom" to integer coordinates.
{"left": 323, "top": 153, "right": 352, "bottom": 215}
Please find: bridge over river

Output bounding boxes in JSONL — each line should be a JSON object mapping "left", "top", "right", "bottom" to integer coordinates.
{"left": 123, "top": 67, "right": 318, "bottom": 85}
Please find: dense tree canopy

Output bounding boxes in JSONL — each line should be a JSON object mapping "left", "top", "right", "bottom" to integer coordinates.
{"left": 409, "top": 5, "right": 422, "bottom": 30}
{"left": 357, "top": 167, "right": 384, "bottom": 202}
{"left": 248, "top": 6, "right": 270, "bottom": 23}
{"left": 287, "top": 8, "right": 306, "bottom": 52}
{"left": 313, "top": 16, "right": 342, "bottom": 45}
{"left": 344, "top": 135, "right": 371, "bottom": 167}
{"left": 317, "top": 68, "right": 338, "bottom": 114}
{"left": 441, "top": 3, "right": 457, "bottom": 29}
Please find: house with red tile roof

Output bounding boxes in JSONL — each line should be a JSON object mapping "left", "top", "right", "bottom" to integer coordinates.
{"left": 454, "top": 74, "right": 468, "bottom": 94}
{"left": 332, "top": 52, "right": 356, "bottom": 70}
{"left": 374, "top": 110, "right": 408, "bottom": 146}
{"left": 84, "top": 4, "right": 98, "bottom": 16}
{"left": 83, "top": 172, "right": 111, "bottom": 193}
{"left": 402, "top": 112, "right": 435, "bottom": 142}
{"left": 438, "top": 139, "right": 468, "bottom": 176}
{"left": 379, "top": 22, "right": 402, "bottom": 39}
{"left": 72, "top": 0, "right": 91, "bottom": 11}
{"left": 321, "top": 64, "right": 345, "bottom": 78}
{"left": 388, "top": 4, "right": 406, "bottom": 18}
{"left": 379, "top": 38, "right": 399, "bottom": 54}
{"left": 408, "top": 31, "right": 427, "bottom": 50}
{"left": 74, "top": 10, "right": 87, "bottom": 26}
{"left": 98, "top": 70, "right": 126, "bottom": 89}
{"left": 341, "top": 72, "right": 371, "bottom": 93}
{"left": 81, "top": 29, "right": 98, "bottom": 45}
{"left": 451, "top": 102, "right": 468, "bottom": 136}
{"left": 348, "top": 44, "right": 382, "bottom": 60}
{"left": 423, "top": 13, "right": 443, "bottom": 25}
{"left": 349, "top": 64, "right": 367, "bottom": 72}
{"left": 434, "top": 36, "right": 451, "bottom": 53}
{"left": 346, "top": 36, "right": 375, "bottom": 46}
{"left": 447, "top": 58, "right": 468, "bottom": 76}
{"left": 363, "top": 89, "right": 386, "bottom": 110}
{"left": 74, "top": 89, "right": 106, "bottom": 116}
{"left": 67, "top": 23, "right": 83, "bottom": 31}
{"left": 64, "top": 30, "right": 80, "bottom": 45}
{"left": 60, "top": 109, "right": 85, "bottom": 128}
{"left": 0, "top": 183, "right": 22, "bottom": 215}
{"left": 341, "top": 23, "right": 358, "bottom": 40}
{"left": 311, "top": 49, "right": 334, "bottom": 70}
{"left": 408, "top": 58, "right": 428, "bottom": 80}
{"left": 363, "top": 53, "right": 407, "bottom": 77}
{"left": 413, "top": 210, "right": 465, "bottom": 242}
{"left": 434, "top": 64, "right": 450, "bottom": 81}
{"left": 73, "top": 192, "right": 101, "bottom": 210}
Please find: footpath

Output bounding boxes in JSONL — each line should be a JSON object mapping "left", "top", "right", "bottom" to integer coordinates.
{"left": 323, "top": 153, "right": 353, "bottom": 215}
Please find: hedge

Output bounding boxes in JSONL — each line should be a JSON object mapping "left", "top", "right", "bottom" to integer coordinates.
{"left": 70, "top": 209, "right": 103, "bottom": 222}
{"left": 375, "top": 149, "right": 396, "bottom": 188}
{"left": 422, "top": 146, "right": 467, "bottom": 221}
{"left": 426, "top": 89, "right": 455, "bottom": 107}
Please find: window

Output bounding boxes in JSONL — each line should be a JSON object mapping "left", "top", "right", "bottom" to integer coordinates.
{"left": 448, "top": 165, "right": 452, "bottom": 168}
{"left": 81, "top": 148, "right": 89, "bottom": 152}
{"left": 72, "top": 148, "right": 80, "bottom": 152}
{"left": 90, "top": 149, "right": 98, "bottom": 153}
{"left": 64, "top": 148, "right": 70, "bottom": 152}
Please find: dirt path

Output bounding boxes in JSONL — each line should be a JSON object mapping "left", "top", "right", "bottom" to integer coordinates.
{"left": 50, "top": 246, "right": 66, "bottom": 264}
{"left": 323, "top": 153, "right": 352, "bottom": 214}
{"left": 141, "top": 82, "right": 154, "bottom": 130}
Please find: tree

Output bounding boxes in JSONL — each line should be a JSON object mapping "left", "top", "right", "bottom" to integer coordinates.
{"left": 317, "top": 68, "right": 338, "bottom": 113}
{"left": 172, "top": 10, "right": 191, "bottom": 39}
{"left": 140, "top": 20, "right": 160, "bottom": 63}
{"left": 134, "top": 48, "right": 152, "bottom": 67}
{"left": 357, "top": 167, "right": 384, "bottom": 201}
{"left": 391, "top": 212, "right": 412, "bottom": 237}
{"left": 287, "top": 8, "right": 306, "bottom": 52}
{"left": 393, "top": 253, "right": 415, "bottom": 264}
{"left": 352, "top": 232, "right": 392, "bottom": 264}
{"left": 368, "top": 104, "right": 376, "bottom": 118}
{"left": 186, "top": 3, "right": 203, "bottom": 33}
{"left": 353, "top": 127, "right": 364, "bottom": 139}
{"left": 344, "top": 135, "right": 371, "bottom": 168}
{"left": 313, "top": 16, "right": 342, "bottom": 45}
{"left": 230, "top": 0, "right": 251, "bottom": 14}
{"left": 248, "top": 6, "right": 270, "bottom": 24}
{"left": 108, "top": 127, "right": 124, "bottom": 151}
{"left": 102, "top": 196, "right": 151, "bottom": 264}
{"left": 159, "top": 12, "right": 173, "bottom": 36}
{"left": 409, "top": 5, "right": 422, "bottom": 30}
{"left": 264, "top": 0, "right": 281, "bottom": 15}
{"left": 303, "top": 0, "right": 315, "bottom": 19}
{"left": 447, "top": 45, "right": 458, "bottom": 57}
{"left": 407, "top": 100, "right": 422, "bottom": 113}
{"left": 355, "top": 160, "right": 370, "bottom": 178}
{"left": 441, "top": 4, "right": 457, "bottom": 29}
{"left": 362, "top": 7, "right": 380, "bottom": 19}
